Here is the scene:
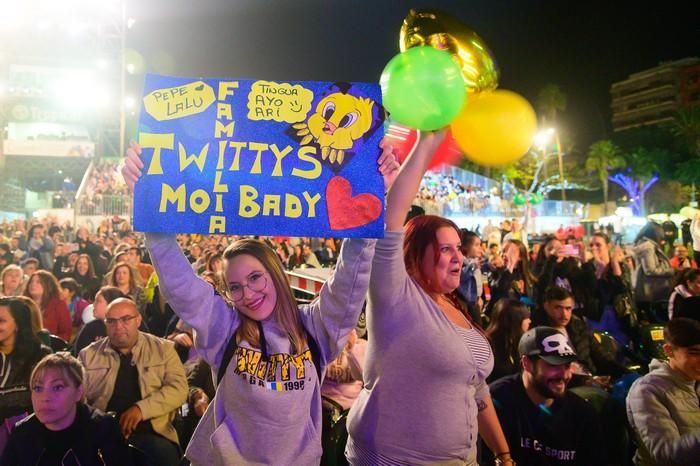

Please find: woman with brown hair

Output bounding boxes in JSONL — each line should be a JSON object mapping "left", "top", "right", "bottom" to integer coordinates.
{"left": 71, "top": 253, "right": 101, "bottom": 302}
{"left": 122, "top": 140, "right": 399, "bottom": 465}
{"left": 107, "top": 262, "right": 146, "bottom": 314}
{"left": 346, "top": 132, "right": 512, "bottom": 466}
{"left": 22, "top": 270, "right": 72, "bottom": 342}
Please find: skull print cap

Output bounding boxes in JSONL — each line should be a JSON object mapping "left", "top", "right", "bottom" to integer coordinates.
{"left": 518, "top": 326, "right": 578, "bottom": 365}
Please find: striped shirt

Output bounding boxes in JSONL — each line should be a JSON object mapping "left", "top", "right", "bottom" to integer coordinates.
{"left": 454, "top": 325, "right": 492, "bottom": 368}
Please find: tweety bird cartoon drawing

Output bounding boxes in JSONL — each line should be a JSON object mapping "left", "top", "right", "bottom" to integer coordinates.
{"left": 293, "top": 92, "right": 374, "bottom": 165}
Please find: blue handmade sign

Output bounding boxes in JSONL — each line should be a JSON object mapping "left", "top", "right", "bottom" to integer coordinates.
{"left": 133, "top": 74, "right": 386, "bottom": 237}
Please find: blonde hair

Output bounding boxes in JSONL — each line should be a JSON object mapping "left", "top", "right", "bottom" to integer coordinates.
{"left": 31, "top": 352, "right": 85, "bottom": 393}
{"left": 223, "top": 239, "right": 306, "bottom": 354}
{"left": 1, "top": 264, "right": 23, "bottom": 295}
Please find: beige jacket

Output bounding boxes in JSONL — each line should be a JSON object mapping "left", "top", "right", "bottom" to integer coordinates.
{"left": 79, "top": 331, "right": 188, "bottom": 445}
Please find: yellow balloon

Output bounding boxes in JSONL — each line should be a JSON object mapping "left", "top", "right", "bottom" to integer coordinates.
{"left": 451, "top": 90, "right": 537, "bottom": 166}
{"left": 400, "top": 8, "right": 499, "bottom": 93}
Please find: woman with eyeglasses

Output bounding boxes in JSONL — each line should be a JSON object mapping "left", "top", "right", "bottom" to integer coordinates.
{"left": 1, "top": 352, "right": 132, "bottom": 465}
{"left": 122, "top": 140, "right": 399, "bottom": 465}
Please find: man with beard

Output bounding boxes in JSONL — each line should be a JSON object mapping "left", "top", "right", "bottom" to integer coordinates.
{"left": 484, "top": 326, "right": 606, "bottom": 465}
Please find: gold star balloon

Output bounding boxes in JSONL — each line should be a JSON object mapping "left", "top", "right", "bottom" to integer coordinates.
{"left": 400, "top": 8, "right": 499, "bottom": 94}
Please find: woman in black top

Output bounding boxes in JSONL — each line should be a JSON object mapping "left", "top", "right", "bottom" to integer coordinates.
{"left": 71, "top": 254, "right": 102, "bottom": 302}
{"left": 1, "top": 352, "right": 132, "bottom": 465}
{"left": 484, "top": 298, "right": 531, "bottom": 382}
{"left": 0, "top": 297, "right": 52, "bottom": 427}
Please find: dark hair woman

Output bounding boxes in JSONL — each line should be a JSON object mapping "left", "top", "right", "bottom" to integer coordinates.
{"left": 1, "top": 352, "right": 132, "bottom": 465}
{"left": 71, "top": 253, "right": 101, "bottom": 302}
{"left": 484, "top": 298, "right": 531, "bottom": 382}
{"left": 668, "top": 268, "right": 700, "bottom": 321}
{"left": 0, "top": 297, "right": 52, "bottom": 432}
{"left": 23, "top": 270, "right": 72, "bottom": 342}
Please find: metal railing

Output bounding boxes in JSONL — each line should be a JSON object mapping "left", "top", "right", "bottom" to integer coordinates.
{"left": 76, "top": 193, "right": 132, "bottom": 216}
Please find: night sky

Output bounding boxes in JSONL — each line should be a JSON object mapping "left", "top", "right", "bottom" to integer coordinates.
{"left": 129, "top": 0, "right": 699, "bottom": 151}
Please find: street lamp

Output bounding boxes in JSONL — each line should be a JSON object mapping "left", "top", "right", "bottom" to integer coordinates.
{"left": 533, "top": 127, "right": 565, "bottom": 200}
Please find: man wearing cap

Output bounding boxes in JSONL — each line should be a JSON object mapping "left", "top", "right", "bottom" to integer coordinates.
{"left": 626, "top": 318, "right": 700, "bottom": 465}
{"left": 484, "top": 326, "right": 606, "bottom": 465}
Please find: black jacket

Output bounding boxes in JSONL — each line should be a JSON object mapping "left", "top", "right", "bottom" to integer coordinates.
{"left": 1, "top": 403, "right": 132, "bottom": 466}
{"left": 485, "top": 373, "right": 606, "bottom": 466}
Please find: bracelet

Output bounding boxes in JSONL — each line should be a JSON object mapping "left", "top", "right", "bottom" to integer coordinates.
{"left": 494, "top": 452, "right": 515, "bottom": 466}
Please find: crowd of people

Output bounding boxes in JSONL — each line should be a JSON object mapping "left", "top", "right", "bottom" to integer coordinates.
{"left": 415, "top": 172, "right": 505, "bottom": 216}
{"left": 0, "top": 133, "right": 697, "bottom": 465}
{"left": 78, "top": 160, "right": 132, "bottom": 215}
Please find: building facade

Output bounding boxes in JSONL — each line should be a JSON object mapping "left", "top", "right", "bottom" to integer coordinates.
{"left": 611, "top": 57, "right": 699, "bottom": 132}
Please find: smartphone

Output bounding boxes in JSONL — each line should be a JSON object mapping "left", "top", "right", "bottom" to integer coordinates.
{"left": 561, "top": 244, "right": 579, "bottom": 256}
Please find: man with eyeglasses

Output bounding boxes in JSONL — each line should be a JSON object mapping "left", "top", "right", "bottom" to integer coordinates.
{"left": 79, "top": 298, "right": 188, "bottom": 465}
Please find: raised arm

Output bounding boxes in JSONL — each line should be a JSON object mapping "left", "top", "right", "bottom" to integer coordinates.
{"left": 122, "top": 144, "right": 239, "bottom": 368}
{"left": 384, "top": 131, "right": 447, "bottom": 231}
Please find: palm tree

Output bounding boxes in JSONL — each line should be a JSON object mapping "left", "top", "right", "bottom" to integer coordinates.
{"left": 537, "top": 84, "right": 567, "bottom": 124}
{"left": 672, "top": 107, "right": 700, "bottom": 157}
{"left": 585, "top": 140, "right": 626, "bottom": 215}
{"left": 537, "top": 84, "right": 567, "bottom": 200}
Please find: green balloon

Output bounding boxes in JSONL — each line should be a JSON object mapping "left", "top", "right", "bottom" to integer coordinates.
{"left": 513, "top": 193, "right": 526, "bottom": 206}
{"left": 530, "top": 193, "right": 544, "bottom": 205}
{"left": 380, "top": 46, "right": 466, "bottom": 131}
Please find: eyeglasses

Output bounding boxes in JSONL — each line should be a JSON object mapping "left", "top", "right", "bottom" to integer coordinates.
{"left": 104, "top": 315, "right": 139, "bottom": 326}
{"left": 228, "top": 272, "right": 267, "bottom": 301}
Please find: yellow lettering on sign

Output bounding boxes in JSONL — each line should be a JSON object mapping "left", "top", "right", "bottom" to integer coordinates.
{"left": 144, "top": 81, "right": 215, "bottom": 121}
{"left": 285, "top": 194, "right": 302, "bottom": 218}
{"left": 178, "top": 142, "right": 209, "bottom": 172}
{"left": 159, "top": 183, "right": 186, "bottom": 212}
{"left": 292, "top": 145, "right": 321, "bottom": 180}
{"left": 214, "top": 120, "right": 235, "bottom": 138}
{"left": 239, "top": 185, "right": 260, "bottom": 218}
{"left": 139, "top": 132, "right": 174, "bottom": 175}
{"left": 209, "top": 215, "right": 226, "bottom": 234}
{"left": 218, "top": 81, "right": 239, "bottom": 101}
{"left": 189, "top": 189, "right": 210, "bottom": 214}
{"left": 247, "top": 80, "right": 314, "bottom": 123}
{"left": 302, "top": 192, "right": 320, "bottom": 217}
{"left": 216, "top": 102, "right": 233, "bottom": 120}
{"left": 262, "top": 195, "right": 281, "bottom": 216}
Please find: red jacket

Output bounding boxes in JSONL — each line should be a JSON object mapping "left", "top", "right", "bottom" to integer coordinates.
{"left": 42, "top": 296, "right": 72, "bottom": 342}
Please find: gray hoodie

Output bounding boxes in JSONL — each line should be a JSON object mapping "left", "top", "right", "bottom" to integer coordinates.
{"left": 626, "top": 358, "right": 700, "bottom": 466}
{"left": 146, "top": 233, "right": 375, "bottom": 466}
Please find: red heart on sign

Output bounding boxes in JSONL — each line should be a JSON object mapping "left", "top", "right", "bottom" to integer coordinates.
{"left": 326, "top": 176, "right": 382, "bottom": 230}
